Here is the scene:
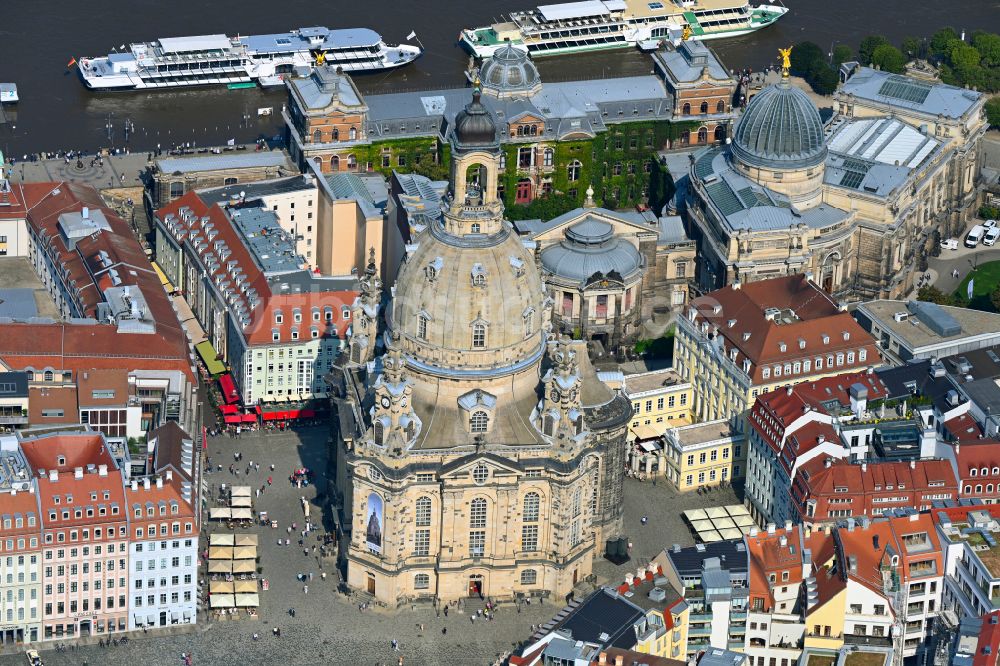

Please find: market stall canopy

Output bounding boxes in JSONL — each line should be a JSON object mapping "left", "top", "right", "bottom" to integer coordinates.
{"left": 209, "top": 547, "right": 235, "bottom": 560}
{"left": 231, "top": 486, "right": 252, "bottom": 497}
{"left": 207, "top": 561, "right": 232, "bottom": 574}
{"left": 232, "top": 546, "right": 257, "bottom": 560}
{"left": 231, "top": 508, "right": 253, "bottom": 520}
{"left": 261, "top": 408, "right": 316, "bottom": 421}
{"left": 233, "top": 579, "right": 258, "bottom": 594}
{"left": 209, "top": 581, "right": 235, "bottom": 594}
{"left": 220, "top": 404, "right": 240, "bottom": 415}
{"left": 196, "top": 340, "right": 226, "bottom": 376}
{"left": 210, "top": 594, "right": 236, "bottom": 608}
{"left": 231, "top": 560, "right": 256, "bottom": 574}
{"left": 231, "top": 496, "right": 252, "bottom": 508}
{"left": 218, "top": 373, "right": 240, "bottom": 404}
{"left": 234, "top": 534, "right": 258, "bottom": 547}
{"left": 234, "top": 593, "right": 260, "bottom": 607}
{"left": 208, "top": 508, "right": 233, "bottom": 520}
{"left": 209, "top": 533, "right": 235, "bottom": 546}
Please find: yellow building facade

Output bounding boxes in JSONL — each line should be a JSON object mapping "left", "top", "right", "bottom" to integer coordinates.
{"left": 663, "top": 419, "right": 745, "bottom": 491}
{"left": 624, "top": 368, "right": 693, "bottom": 441}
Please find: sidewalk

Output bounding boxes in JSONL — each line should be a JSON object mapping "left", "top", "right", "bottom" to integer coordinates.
{"left": 8, "top": 151, "right": 152, "bottom": 189}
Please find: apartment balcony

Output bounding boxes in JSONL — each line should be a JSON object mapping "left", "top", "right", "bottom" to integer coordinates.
{"left": 730, "top": 611, "right": 748, "bottom": 620}
{"left": 843, "top": 634, "right": 892, "bottom": 648}
{"left": 690, "top": 612, "right": 713, "bottom": 622}
{"left": 728, "top": 641, "right": 744, "bottom": 650}
{"left": 0, "top": 410, "right": 28, "bottom": 425}
{"left": 689, "top": 626, "right": 712, "bottom": 638}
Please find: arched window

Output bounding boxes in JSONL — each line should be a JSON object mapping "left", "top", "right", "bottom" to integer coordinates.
{"left": 417, "top": 315, "right": 428, "bottom": 340}
{"left": 471, "top": 410, "right": 489, "bottom": 433}
{"left": 697, "top": 127, "right": 708, "bottom": 144}
{"left": 530, "top": 125, "right": 538, "bottom": 136}
{"left": 543, "top": 148, "right": 553, "bottom": 167}
{"left": 472, "top": 323, "right": 486, "bottom": 348}
{"left": 347, "top": 154, "right": 357, "bottom": 169}
{"left": 612, "top": 162, "right": 623, "bottom": 176}
{"left": 717, "top": 100, "right": 726, "bottom": 114}
{"left": 331, "top": 155, "right": 340, "bottom": 171}
{"left": 415, "top": 497, "right": 431, "bottom": 527}
{"left": 567, "top": 160, "right": 581, "bottom": 182}
{"left": 333, "top": 128, "right": 340, "bottom": 141}
{"left": 349, "top": 127, "right": 357, "bottom": 140}
{"left": 473, "top": 274, "right": 486, "bottom": 287}
{"left": 971, "top": 468, "right": 978, "bottom": 477}
{"left": 373, "top": 421, "right": 384, "bottom": 445}
{"left": 523, "top": 310, "right": 534, "bottom": 337}
{"left": 516, "top": 125, "right": 524, "bottom": 136}
{"left": 43, "top": 370, "right": 53, "bottom": 382}
{"left": 984, "top": 467, "right": 990, "bottom": 476}
{"left": 682, "top": 102, "right": 691, "bottom": 115}
{"left": 414, "top": 573, "right": 430, "bottom": 589}
{"left": 715, "top": 125, "right": 726, "bottom": 143}
{"left": 313, "top": 129, "right": 322, "bottom": 143}
{"left": 977, "top": 484, "right": 984, "bottom": 494}
{"left": 700, "top": 101, "right": 709, "bottom": 114}
{"left": 523, "top": 493, "right": 540, "bottom": 522}
{"left": 470, "top": 498, "right": 487, "bottom": 528}
{"left": 520, "top": 569, "right": 537, "bottom": 585}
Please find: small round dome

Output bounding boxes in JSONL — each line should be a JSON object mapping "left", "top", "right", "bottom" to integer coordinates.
{"left": 479, "top": 41, "right": 542, "bottom": 98}
{"left": 453, "top": 91, "right": 497, "bottom": 149}
{"left": 732, "top": 81, "right": 827, "bottom": 170}
{"left": 541, "top": 219, "right": 643, "bottom": 286}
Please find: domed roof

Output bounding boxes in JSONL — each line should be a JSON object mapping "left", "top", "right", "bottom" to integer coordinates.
{"left": 453, "top": 91, "right": 498, "bottom": 149}
{"left": 389, "top": 222, "right": 547, "bottom": 378}
{"left": 731, "top": 80, "right": 827, "bottom": 170}
{"left": 479, "top": 41, "right": 541, "bottom": 98}
{"left": 541, "top": 219, "right": 643, "bottom": 286}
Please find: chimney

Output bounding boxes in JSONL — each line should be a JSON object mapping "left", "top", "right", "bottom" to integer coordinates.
{"left": 131, "top": 480, "right": 138, "bottom": 491}
{"left": 786, "top": 386, "right": 793, "bottom": 396}
{"left": 861, "top": 462, "right": 867, "bottom": 473}
{"left": 74, "top": 467, "right": 83, "bottom": 480}
{"left": 767, "top": 522, "right": 776, "bottom": 534}
{"left": 155, "top": 477, "right": 163, "bottom": 489}
{"left": 910, "top": 460, "right": 915, "bottom": 469}
{"left": 784, "top": 520, "right": 793, "bottom": 532}
{"left": 779, "top": 535, "right": 788, "bottom": 547}
{"left": 615, "top": 656, "right": 624, "bottom": 666}
{"left": 82, "top": 206, "right": 89, "bottom": 219}
{"left": 824, "top": 458, "right": 832, "bottom": 468}
{"left": 599, "top": 652, "right": 608, "bottom": 665}
{"left": 732, "top": 280, "right": 742, "bottom": 290}
{"left": 142, "top": 478, "right": 150, "bottom": 490}
{"left": 98, "top": 464, "right": 107, "bottom": 477}
{"left": 49, "top": 470, "right": 58, "bottom": 482}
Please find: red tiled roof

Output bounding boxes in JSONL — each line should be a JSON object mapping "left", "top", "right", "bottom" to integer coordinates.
{"left": 689, "top": 275, "right": 880, "bottom": 384}
{"left": 799, "top": 457, "right": 956, "bottom": 497}
{"left": 956, "top": 441, "right": 1000, "bottom": 475}
{"left": 125, "top": 474, "right": 196, "bottom": 526}
{"left": 156, "top": 192, "right": 356, "bottom": 347}
{"left": 944, "top": 413, "right": 984, "bottom": 441}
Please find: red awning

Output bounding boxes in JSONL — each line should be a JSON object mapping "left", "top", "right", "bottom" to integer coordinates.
{"left": 219, "top": 404, "right": 240, "bottom": 415}
{"left": 261, "top": 408, "right": 317, "bottom": 421}
{"left": 218, "top": 374, "right": 240, "bottom": 405}
{"left": 223, "top": 415, "right": 243, "bottom": 424}
{"left": 241, "top": 414, "right": 258, "bottom": 423}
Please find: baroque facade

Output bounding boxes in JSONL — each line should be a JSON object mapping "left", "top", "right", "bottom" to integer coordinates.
{"left": 685, "top": 61, "right": 987, "bottom": 300}
{"left": 327, "top": 90, "right": 631, "bottom": 606}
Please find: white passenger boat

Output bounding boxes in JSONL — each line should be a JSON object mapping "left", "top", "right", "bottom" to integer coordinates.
{"left": 77, "top": 26, "right": 421, "bottom": 91}
{"left": 0, "top": 84, "right": 17, "bottom": 104}
{"left": 461, "top": 0, "right": 788, "bottom": 58}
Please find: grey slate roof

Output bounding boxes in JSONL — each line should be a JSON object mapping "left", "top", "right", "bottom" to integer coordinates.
{"left": 732, "top": 81, "right": 827, "bottom": 170}
{"left": 198, "top": 175, "right": 315, "bottom": 206}
{"left": 556, "top": 587, "right": 645, "bottom": 649}
{"left": 0, "top": 372, "right": 28, "bottom": 399}
{"left": 0, "top": 289, "right": 39, "bottom": 319}
{"left": 292, "top": 66, "right": 365, "bottom": 111}
{"left": 840, "top": 66, "right": 983, "bottom": 119}
{"left": 654, "top": 40, "right": 730, "bottom": 84}
{"left": 322, "top": 172, "right": 385, "bottom": 218}
{"left": 155, "top": 151, "right": 290, "bottom": 175}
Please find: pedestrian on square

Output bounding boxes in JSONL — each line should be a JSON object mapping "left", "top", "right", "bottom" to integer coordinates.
{"left": 303, "top": 584, "right": 308, "bottom": 594}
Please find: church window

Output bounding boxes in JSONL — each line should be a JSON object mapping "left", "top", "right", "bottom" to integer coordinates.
{"left": 312, "top": 129, "right": 322, "bottom": 143}
{"left": 472, "top": 324, "right": 486, "bottom": 349}
{"left": 522, "top": 525, "right": 538, "bottom": 552}
{"left": 417, "top": 315, "right": 428, "bottom": 340}
{"left": 523, "top": 310, "right": 534, "bottom": 337}
{"left": 414, "top": 573, "right": 429, "bottom": 588}
{"left": 367, "top": 467, "right": 382, "bottom": 482}
{"left": 347, "top": 154, "right": 357, "bottom": 169}
{"left": 349, "top": 127, "right": 357, "bottom": 141}
{"left": 413, "top": 530, "right": 430, "bottom": 557}
{"left": 567, "top": 160, "right": 581, "bottom": 182}
{"left": 518, "top": 147, "right": 533, "bottom": 168}
{"left": 333, "top": 128, "right": 340, "bottom": 141}
{"left": 471, "top": 411, "right": 489, "bottom": 434}
{"left": 471, "top": 223, "right": 481, "bottom": 233}
{"left": 470, "top": 498, "right": 487, "bottom": 528}
{"left": 523, "top": 493, "right": 540, "bottom": 523}
{"left": 469, "top": 531, "right": 485, "bottom": 557}
{"left": 682, "top": 102, "right": 691, "bottom": 115}
{"left": 520, "top": 569, "right": 537, "bottom": 585}
{"left": 717, "top": 100, "right": 726, "bottom": 114}
{"left": 571, "top": 487, "right": 582, "bottom": 517}
{"left": 415, "top": 497, "right": 432, "bottom": 527}
{"left": 472, "top": 273, "right": 486, "bottom": 287}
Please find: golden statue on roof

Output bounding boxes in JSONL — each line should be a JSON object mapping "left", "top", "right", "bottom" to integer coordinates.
{"left": 681, "top": 24, "right": 692, "bottom": 41}
{"left": 779, "top": 46, "right": 792, "bottom": 76}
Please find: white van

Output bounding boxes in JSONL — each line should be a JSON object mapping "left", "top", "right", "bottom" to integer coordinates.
{"left": 967, "top": 225, "right": 986, "bottom": 247}
{"left": 985, "top": 227, "right": 1000, "bottom": 246}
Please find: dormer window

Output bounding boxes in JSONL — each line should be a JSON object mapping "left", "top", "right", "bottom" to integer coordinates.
{"left": 342, "top": 307, "right": 351, "bottom": 320}
{"left": 293, "top": 309, "right": 302, "bottom": 323}
{"left": 312, "top": 308, "right": 321, "bottom": 322}
{"left": 471, "top": 223, "right": 481, "bottom": 234}
{"left": 418, "top": 315, "right": 428, "bottom": 340}
{"left": 471, "top": 264, "right": 487, "bottom": 287}
{"left": 274, "top": 311, "right": 283, "bottom": 324}
{"left": 272, "top": 328, "right": 280, "bottom": 342}
{"left": 822, "top": 334, "right": 830, "bottom": 344}
{"left": 291, "top": 327, "right": 299, "bottom": 341}
{"left": 472, "top": 323, "right": 487, "bottom": 349}
{"left": 843, "top": 331, "right": 850, "bottom": 341}
{"left": 798, "top": 338, "right": 806, "bottom": 349}
{"left": 779, "top": 342, "right": 787, "bottom": 353}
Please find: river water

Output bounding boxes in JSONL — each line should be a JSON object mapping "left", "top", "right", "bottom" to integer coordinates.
{"left": 0, "top": 0, "right": 996, "bottom": 156}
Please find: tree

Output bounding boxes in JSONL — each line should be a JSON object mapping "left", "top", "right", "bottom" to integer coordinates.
{"left": 917, "top": 286, "right": 956, "bottom": 306}
{"left": 811, "top": 66, "right": 840, "bottom": 95}
{"left": 986, "top": 98, "right": 1000, "bottom": 128}
{"left": 790, "top": 41, "right": 826, "bottom": 77}
{"left": 991, "top": 286, "right": 1000, "bottom": 314}
{"left": 871, "top": 44, "right": 907, "bottom": 74}
{"left": 832, "top": 44, "right": 854, "bottom": 67}
{"left": 901, "top": 36, "right": 924, "bottom": 60}
{"left": 972, "top": 31, "right": 1000, "bottom": 67}
{"left": 951, "top": 42, "right": 983, "bottom": 71}
{"left": 858, "top": 35, "right": 891, "bottom": 65}
{"left": 929, "top": 27, "right": 961, "bottom": 57}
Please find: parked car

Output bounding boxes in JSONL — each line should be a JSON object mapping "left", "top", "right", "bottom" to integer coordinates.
{"left": 985, "top": 227, "right": 1000, "bottom": 246}
{"left": 967, "top": 225, "right": 986, "bottom": 247}
{"left": 985, "top": 219, "right": 998, "bottom": 228}
{"left": 941, "top": 238, "right": 959, "bottom": 250}
{"left": 24, "top": 649, "right": 42, "bottom": 666}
